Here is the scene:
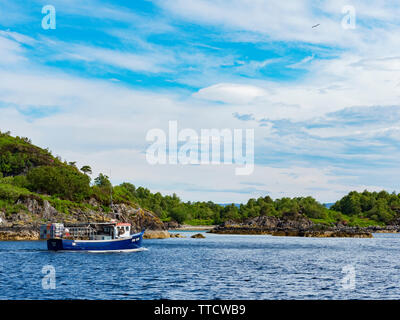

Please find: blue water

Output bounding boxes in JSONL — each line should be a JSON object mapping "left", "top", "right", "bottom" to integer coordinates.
{"left": 1, "top": 231, "right": 400, "bottom": 299}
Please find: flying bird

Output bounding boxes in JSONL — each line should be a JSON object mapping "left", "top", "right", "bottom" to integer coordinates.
{"left": 312, "top": 24, "right": 320, "bottom": 28}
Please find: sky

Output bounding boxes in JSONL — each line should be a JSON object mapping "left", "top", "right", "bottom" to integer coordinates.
{"left": 0, "top": 0, "right": 400, "bottom": 203}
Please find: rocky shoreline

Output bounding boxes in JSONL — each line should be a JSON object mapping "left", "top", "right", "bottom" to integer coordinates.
{"left": 170, "top": 224, "right": 216, "bottom": 231}
{"left": 2, "top": 198, "right": 400, "bottom": 240}
{"left": 208, "top": 214, "right": 400, "bottom": 238}
{"left": 0, "top": 227, "right": 40, "bottom": 240}
{"left": 0, "top": 196, "right": 171, "bottom": 240}
{"left": 209, "top": 226, "right": 374, "bottom": 238}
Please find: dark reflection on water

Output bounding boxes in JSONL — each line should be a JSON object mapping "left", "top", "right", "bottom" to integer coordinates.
{"left": 1, "top": 232, "right": 400, "bottom": 299}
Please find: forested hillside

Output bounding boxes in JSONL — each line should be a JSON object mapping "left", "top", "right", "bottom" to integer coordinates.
{"left": 0, "top": 130, "right": 398, "bottom": 227}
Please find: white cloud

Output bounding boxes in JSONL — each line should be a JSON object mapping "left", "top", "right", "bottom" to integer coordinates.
{"left": 2, "top": 0, "right": 400, "bottom": 203}
{"left": 0, "top": 33, "right": 27, "bottom": 64}
{"left": 287, "top": 54, "right": 314, "bottom": 69}
{"left": 190, "top": 48, "right": 400, "bottom": 121}
{"left": 156, "top": 0, "right": 369, "bottom": 46}
{"left": 193, "top": 83, "right": 269, "bottom": 104}
{"left": 49, "top": 44, "right": 175, "bottom": 74}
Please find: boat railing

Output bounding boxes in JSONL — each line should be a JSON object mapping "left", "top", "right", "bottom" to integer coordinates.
{"left": 66, "top": 226, "right": 97, "bottom": 239}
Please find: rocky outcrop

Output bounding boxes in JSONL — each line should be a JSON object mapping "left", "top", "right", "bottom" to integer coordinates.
{"left": 365, "top": 225, "right": 399, "bottom": 233}
{"left": 170, "top": 233, "right": 186, "bottom": 238}
{"left": 164, "top": 220, "right": 181, "bottom": 229}
{"left": 191, "top": 233, "right": 205, "bottom": 238}
{"left": 270, "top": 229, "right": 372, "bottom": 238}
{"left": 210, "top": 215, "right": 374, "bottom": 238}
{"left": 0, "top": 196, "right": 169, "bottom": 240}
{"left": 0, "top": 227, "right": 39, "bottom": 240}
{"left": 110, "top": 203, "right": 166, "bottom": 233}
{"left": 143, "top": 230, "right": 171, "bottom": 239}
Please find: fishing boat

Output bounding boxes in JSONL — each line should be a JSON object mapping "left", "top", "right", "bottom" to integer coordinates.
{"left": 40, "top": 221, "right": 145, "bottom": 252}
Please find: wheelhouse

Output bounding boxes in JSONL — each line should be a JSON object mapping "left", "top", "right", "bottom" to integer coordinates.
{"left": 40, "top": 221, "right": 132, "bottom": 240}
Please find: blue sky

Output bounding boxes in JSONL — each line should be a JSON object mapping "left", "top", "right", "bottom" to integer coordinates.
{"left": 1, "top": 0, "right": 400, "bottom": 203}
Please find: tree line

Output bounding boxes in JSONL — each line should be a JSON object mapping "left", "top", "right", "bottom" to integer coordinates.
{"left": 0, "top": 130, "right": 398, "bottom": 226}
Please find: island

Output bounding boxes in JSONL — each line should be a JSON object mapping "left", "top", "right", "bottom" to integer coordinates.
{"left": 1, "top": 130, "right": 400, "bottom": 240}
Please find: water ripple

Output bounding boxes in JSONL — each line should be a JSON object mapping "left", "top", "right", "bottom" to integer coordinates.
{"left": 1, "top": 233, "right": 400, "bottom": 299}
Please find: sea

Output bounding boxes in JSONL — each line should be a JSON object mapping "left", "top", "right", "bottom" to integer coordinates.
{"left": 1, "top": 231, "right": 400, "bottom": 300}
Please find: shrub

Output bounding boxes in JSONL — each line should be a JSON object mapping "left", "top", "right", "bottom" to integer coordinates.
{"left": 27, "top": 165, "right": 90, "bottom": 201}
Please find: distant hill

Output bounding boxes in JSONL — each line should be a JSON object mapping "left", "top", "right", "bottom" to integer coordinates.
{"left": 218, "top": 203, "right": 241, "bottom": 208}
{"left": 220, "top": 202, "right": 337, "bottom": 209}
{"left": 221, "top": 203, "right": 336, "bottom": 209}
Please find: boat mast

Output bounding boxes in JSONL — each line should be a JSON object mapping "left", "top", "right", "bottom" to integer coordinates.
{"left": 110, "top": 169, "right": 113, "bottom": 209}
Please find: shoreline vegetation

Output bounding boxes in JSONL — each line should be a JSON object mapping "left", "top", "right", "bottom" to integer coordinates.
{"left": 1, "top": 131, "right": 400, "bottom": 240}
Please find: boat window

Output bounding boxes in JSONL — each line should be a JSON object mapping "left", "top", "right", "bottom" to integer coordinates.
{"left": 118, "top": 227, "right": 124, "bottom": 236}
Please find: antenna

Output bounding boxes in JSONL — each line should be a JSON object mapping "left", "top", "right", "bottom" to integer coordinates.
{"left": 110, "top": 169, "right": 113, "bottom": 209}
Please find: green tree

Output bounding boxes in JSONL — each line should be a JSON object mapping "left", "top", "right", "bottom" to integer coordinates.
{"left": 27, "top": 165, "right": 90, "bottom": 201}
{"left": 94, "top": 173, "right": 112, "bottom": 188}
{"left": 80, "top": 165, "right": 92, "bottom": 175}
{"left": 170, "top": 206, "right": 187, "bottom": 224}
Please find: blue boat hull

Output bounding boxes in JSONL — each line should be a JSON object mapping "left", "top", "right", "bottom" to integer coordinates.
{"left": 47, "top": 231, "right": 145, "bottom": 252}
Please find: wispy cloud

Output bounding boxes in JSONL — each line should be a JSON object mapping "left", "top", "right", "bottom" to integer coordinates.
{"left": 1, "top": 1, "right": 400, "bottom": 202}
{"left": 58, "top": 45, "right": 176, "bottom": 74}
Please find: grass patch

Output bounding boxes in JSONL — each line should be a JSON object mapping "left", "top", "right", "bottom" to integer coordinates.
{"left": 347, "top": 216, "right": 384, "bottom": 227}
{"left": 184, "top": 219, "right": 214, "bottom": 226}
{"left": 0, "top": 199, "right": 27, "bottom": 216}
{"left": 0, "top": 182, "right": 32, "bottom": 202}
{"left": 310, "top": 215, "right": 383, "bottom": 228}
